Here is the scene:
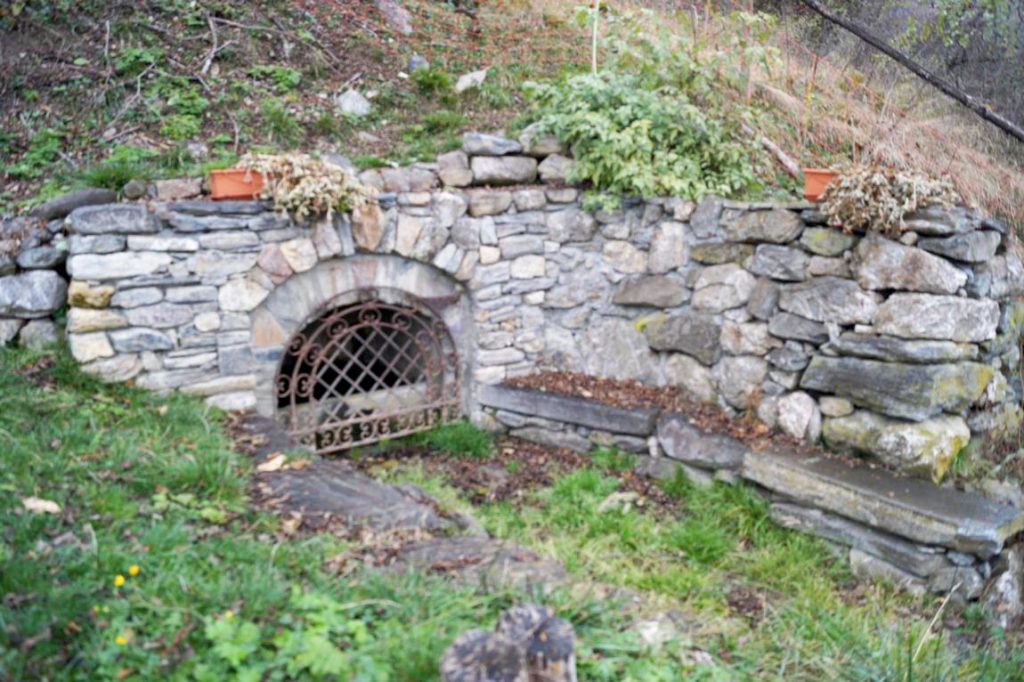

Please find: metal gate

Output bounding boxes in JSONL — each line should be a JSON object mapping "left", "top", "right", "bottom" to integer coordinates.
{"left": 275, "top": 288, "right": 461, "bottom": 454}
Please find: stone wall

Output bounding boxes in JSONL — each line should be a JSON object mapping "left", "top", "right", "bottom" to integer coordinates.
{"left": 10, "top": 130, "right": 1021, "bottom": 480}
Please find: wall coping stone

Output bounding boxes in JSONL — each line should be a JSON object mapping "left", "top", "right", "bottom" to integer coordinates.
{"left": 478, "top": 384, "right": 658, "bottom": 436}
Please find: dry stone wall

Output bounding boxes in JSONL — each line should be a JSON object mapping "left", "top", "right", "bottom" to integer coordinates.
{"left": 5, "top": 131, "right": 1020, "bottom": 482}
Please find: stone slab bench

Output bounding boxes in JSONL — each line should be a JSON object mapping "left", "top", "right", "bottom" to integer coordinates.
{"left": 743, "top": 449, "right": 1024, "bottom": 558}
{"left": 478, "top": 384, "right": 659, "bottom": 436}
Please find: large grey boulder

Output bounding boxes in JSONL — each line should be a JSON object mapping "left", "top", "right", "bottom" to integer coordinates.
{"left": 643, "top": 311, "right": 722, "bottom": 366}
{"left": 68, "top": 204, "right": 159, "bottom": 235}
{"left": 826, "top": 332, "right": 978, "bottom": 364}
{"left": 581, "top": 318, "right": 660, "bottom": 383}
{"left": 723, "top": 208, "right": 803, "bottom": 243}
{"left": 334, "top": 89, "right": 372, "bottom": 117}
{"left": 537, "top": 154, "right": 573, "bottom": 184}
{"left": 822, "top": 410, "right": 970, "bottom": 481}
{"left": 778, "top": 277, "right": 879, "bottom": 325}
{"left": 471, "top": 156, "right": 538, "bottom": 185}
{"left": 873, "top": 294, "right": 999, "bottom": 343}
{"left": 917, "top": 231, "right": 1001, "bottom": 263}
{"left": 800, "top": 356, "right": 993, "bottom": 421}
{"left": 853, "top": 236, "right": 967, "bottom": 294}
{"left": 0, "top": 271, "right": 67, "bottom": 318}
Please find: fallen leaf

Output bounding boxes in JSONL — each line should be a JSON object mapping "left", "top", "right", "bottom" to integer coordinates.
{"left": 257, "top": 453, "right": 287, "bottom": 473}
{"left": 22, "top": 497, "right": 61, "bottom": 514}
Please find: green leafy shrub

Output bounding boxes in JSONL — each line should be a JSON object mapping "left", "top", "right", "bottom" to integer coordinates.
{"left": 526, "top": 72, "right": 759, "bottom": 208}
{"left": 3, "top": 128, "right": 63, "bottom": 179}
{"left": 113, "top": 46, "right": 164, "bottom": 75}
{"left": 411, "top": 67, "right": 455, "bottom": 102}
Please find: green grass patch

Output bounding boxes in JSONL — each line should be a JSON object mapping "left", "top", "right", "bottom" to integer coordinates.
{"left": 407, "top": 419, "right": 494, "bottom": 459}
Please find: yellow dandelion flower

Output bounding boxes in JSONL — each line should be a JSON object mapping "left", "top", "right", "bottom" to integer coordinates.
{"left": 115, "top": 635, "right": 127, "bottom": 646}
{"left": 113, "top": 575, "right": 125, "bottom": 588}
{"left": 128, "top": 565, "right": 140, "bottom": 577}
{"left": 224, "top": 610, "right": 234, "bottom": 620}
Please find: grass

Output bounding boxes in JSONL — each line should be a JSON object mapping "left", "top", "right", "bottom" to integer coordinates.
{"left": 0, "top": 347, "right": 674, "bottom": 680}
{"left": 381, "top": 450, "right": 1024, "bottom": 680}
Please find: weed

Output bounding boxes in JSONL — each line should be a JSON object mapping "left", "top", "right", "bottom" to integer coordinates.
{"left": 408, "top": 420, "right": 494, "bottom": 459}
{"left": 113, "top": 46, "right": 164, "bottom": 75}
{"left": 421, "top": 110, "right": 465, "bottom": 134}
{"left": 76, "top": 145, "right": 160, "bottom": 189}
{"left": 260, "top": 98, "right": 302, "bottom": 148}
{"left": 249, "top": 65, "right": 302, "bottom": 93}
{"left": 353, "top": 155, "right": 388, "bottom": 170}
{"left": 4, "top": 128, "right": 62, "bottom": 179}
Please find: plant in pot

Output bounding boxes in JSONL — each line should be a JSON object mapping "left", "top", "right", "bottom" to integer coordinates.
{"left": 233, "top": 153, "right": 373, "bottom": 219}
{"left": 818, "top": 166, "right": 961, "bottom": 236}
{"left": 801, "top": 168, "right": 838, "bottom": 203}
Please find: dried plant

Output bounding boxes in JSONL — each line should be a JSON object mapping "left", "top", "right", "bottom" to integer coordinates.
{"left": 819, "top": 166, "right": 963, "bottom": 236}
{"left": 238, "top": 153, "right": 373, "bottom": 221}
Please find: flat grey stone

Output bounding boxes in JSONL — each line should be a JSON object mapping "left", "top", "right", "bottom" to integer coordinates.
{"left": 902, "top": 205, "right": 977, "bottom": 236}
{"left": 581, "top": 318, "right": 660, "bottom": 383}
{"left": 723, "top": 208, "right": 803, "bottom": 243}
{"left": 17, "top": 319, "right": 59, "bottom": 349}
{"left": 166, "top": 200, "right": 271, "bottom": 215}
{"left": 390, "top": 536, "right": 568, "bottom": 594}
{"left": 743, "top": 448, "right": 1024, "bottom": 557}
{"left": 747, "top": 244, "right": 809, "bottom": 281}
{"left": 917, "top": 231, "right": 1001, "bottom": 263}
{"left": 849, "top": 548, "right": 927, "bottom": 596}
{"left": 927, "top": 565, "right": 985, "bottom": 599}
{"left": 643, "top": 311, "right": 722, "bottom": 366}
{"left": 108, "top": 327, "right": 175, "bottom": 352}
{"left": 29, "top": 188, "right": 118, "bottom": 221}
{"left": 799, "top": 227, "right": 856, "bottom": 256}
{"left": 770, "top": 503, "right": 950, "bottom": 577}
{"left": 547, "top": 209, "right": 597, "bottom": 243}
{"left": 612, "top": 276, "right": 687, "bottom": 307}
{"left": 854, "top": 236, "right": 967, "bottom": 294}
{"left": 471, "top": 156, "right": 538, "bottom": 185}
{"left": 68, "top": 204, "right": 159, "bottom": 235}
{"left": 826, "top": 332, "right": 978, "bottom": 364}
{"left": 800, "top": 356, "right": 993, "bottom": 421}
{"left": 0, "top": 271, "right": 67, "bottom": 318}
{"left": 68, "top": 234, "right": 124, "bottom": 255}
{"left": 873, "top": 294, "right": 1000, "bottom": 343}
{"left": 17, "top": 245, "right": 65, "bottom": 270}
{"left": 462, "top": 132, "right": 522, "bottom": 156}
{"left": 778, "top": 277, "right": 879, "bottom": 325}
{"left": 690, "top": 242, "right": 754, "bottom": 265}
{"left": 689, "top": 196, "right": 724, "bottom": 240}
{"left": 479, "top": 384, "right": 657, "bottom": 436}
{"left": 657, "top": 413, "right": 747, "bottom": 470}
{"left": 510, "top": 426, "right": 592, "bottom": 452}
{"left": 746, "top": 278, "right": 779, "bottom": 320}
{"left": 767, "top": 312, "right": 828, "bottom": 343}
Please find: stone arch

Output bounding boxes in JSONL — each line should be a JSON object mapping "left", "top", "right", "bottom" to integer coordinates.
{"left": 249, "top": 254, "right": 474, "bottom": 421}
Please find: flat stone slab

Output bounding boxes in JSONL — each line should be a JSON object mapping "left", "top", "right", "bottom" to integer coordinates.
{"left": 743, "top": 449, "right": 1024, "bottom": 557}
{"left": 479, "top": 384, "right": 658, "bottom": 436}
{"left": 657, "top": 413, "right": 747, "bottom": 470}
{"left": 258, "top": 459, "right": 455, "bottom": 533}
{"left": 387, "top": 536, "right": 569, "bottom": 594}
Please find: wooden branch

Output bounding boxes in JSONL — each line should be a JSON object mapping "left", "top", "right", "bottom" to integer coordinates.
{"left": 742, "top": 124, "right": 801, "bottom": 178}
{"left": 794, "top": 0, "right": 1024, "bottom": 145}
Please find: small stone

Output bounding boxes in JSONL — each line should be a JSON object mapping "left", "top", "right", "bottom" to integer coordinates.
{"left": 124, "top": 303, "right": 194, "bottom": 329}
{"left": 0, "top": 319, "right": 25, "bottom": 345}
{"left": 849, "top": 549, "right": 927, "bottom": 596}
{"left": 724, "top": 209, "right": 803, "bottom": 243}
{"left": 67, "top": 281, "right": 114, "bottom": 309}
{"left": 219, "top": 278, "right": 270, "bottom": 312}
{"left": 335, "top": 89, "right": 372, "bottom": 117}
{"left": 777, "top": 391, "right": 821, "bottom": 441}
{"left": 819, "top": 396, "right": 854, "bottom": 418}
{"left": 69, "top": 332, "right": 114, "bottom": 362}
{"left": 479, "top": 246, "right": 501, "bottom": 265}
{"left": 18, "top": 319, "right": 59, "bottom": 350}
{"left": 689, "top": 196, "right": 724, "bottom": 240}
{"left": 518, "top": 122, "right": 564, "bottom": 157}
{"left": 714, "top": 356, "right": 768, "bottom": 409}
{"left": 455, "top": 69, "right": 488, "bottom": 93}
{"left": 510, "top": 255, "right": 546, "bottom": 279}
{"left": 648, "top": 221, "right": 687, "bottom": 274}
{"left": 823, "top": 411, "right": 970, "bottom": 481}
{"left": 153, "top": 177, "right": 202, "bottom": 201}
{"left": 657, "top": 412, "right": 747, "bottom": 469}
{"left": 768, "top": 312, "right": 828, "bottom": 343}
{"left": 499, "top": 234, "right": 544, "bottom": 259}
{"left": 581, "top": 318, "right": 659, "bottom": 383}
{"left": 603, "top": 241, "right": 647, "bottom": 273}
{"left": 720, "top": 321, "right": 778, "bottom": 356}
{"left": 537, "top": 154, "right": 573, "bottom": 184}
{"left": 122, "top": 180, "right": 147, "bottom": 200}
{"left": 807, "top": 256, "right": 850, "bottom": 278}
{"left": 462, "top": 132, "right": 521, "bottom": 156}
{"left": 279, "top": 238, "right": 318, "bottom": 273}
{"left": 470, "top": 156, "right": 538, "bottom": 185}
{"left": 917, "top": 231, "right": 1001, "bottom": 263}
{"left": 547, "top": 209, "right": 597, "bottom": 243}
{"left": 194, "top": 312, "right": 221, "bottom": 332}
{"left": 513, "top": 189, "right": 546, "bottom": 211}
{"left": 902, "top": 205, "right": 977, "bottom": 236}
{"left": 68, "top": 252, "right": 171, "bottom": 280}
{"left": 778, "top": 277, "right": 879, "bottom": 325}
{"left": 351, "top": 202, "right": 385, "bottom": 251}
{"left": 746, "top": 278, "right": 780, "bottom": 320}
{"left": 643, "top": 311, "right": 722, "bottom": 366}
{"left": 68, "top": 204, "right": 159, "bottom": 235}
{"left": 612, "top": 276, "right": 686, "bottom": 307}
{"left": 67, "top": 308, "right": 128, "bottom": 333}
{"left": 798, "top": 227, "right": 857, "bottom": 256}
{"left": 692, "top": 264, "right": 756, "bottom": 312}
{"left": 747, "top": 244, "right": 809, "bottom": 281}
{"left": 437, "top": 150, "right": 473, "bottom": 187}
{"left": 109, "top": 327, "right": 175, "bottom": 352}
{"left": 467, "top": 190, "right": 513, "bottom": 217}
{"left": 407, "top": 53, "right": 429, "bottom": 71}
{"left": 690, "top": 242, "right": 754, "bottom": 265}
{"left": 17, "top": 246, "right": 65, "bottom": 270}
{"left": 110, "top": 287, "right": 162, "bottom": 309}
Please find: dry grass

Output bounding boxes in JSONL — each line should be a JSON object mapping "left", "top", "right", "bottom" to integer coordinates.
{"left": 403, "top": 0, "right": 1024, "bottom": 228}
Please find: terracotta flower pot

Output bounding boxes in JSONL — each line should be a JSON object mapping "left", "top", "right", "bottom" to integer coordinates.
{"left": 210, "top": 168, "right": 264, "bottom": 200}
{"left": 802, "top": 168, "right": 838, "bottom": 203}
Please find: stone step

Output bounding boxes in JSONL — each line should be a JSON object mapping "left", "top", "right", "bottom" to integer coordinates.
{"left": 744, "top": 450, "right": 1024, "bottom": 558}
{"left": 478, "top": 384, "right": 658, "bottom": 436}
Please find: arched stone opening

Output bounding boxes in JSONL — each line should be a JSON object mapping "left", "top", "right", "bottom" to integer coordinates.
{"left": 249, "top": 255, "right": 473, "bottom": 452}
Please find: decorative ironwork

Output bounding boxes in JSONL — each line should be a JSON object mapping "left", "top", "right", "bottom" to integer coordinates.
{"left": 275, "top": 288, "right": 461, "bottom": 454}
